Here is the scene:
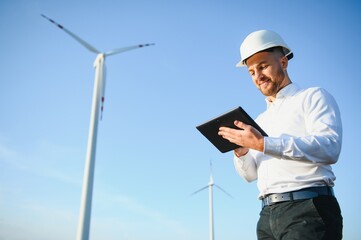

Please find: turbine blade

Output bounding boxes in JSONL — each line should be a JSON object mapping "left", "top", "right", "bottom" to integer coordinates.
{"left": 41, "top": 14, "right": 100, "bottom": 54}
{"left": 93, "top": 54, "right": 106, "bottom": 120}
{"left": 190, "top": 186, "right": 208, "bottom": 196}
{"left": 105, "top": 43, "right": 155, "bottom": 56}
{"left": 214, "top": 184, "right": 233, "bottom": 198}
{"left": 100, "top": 63, "right": 106, "bottom": 120}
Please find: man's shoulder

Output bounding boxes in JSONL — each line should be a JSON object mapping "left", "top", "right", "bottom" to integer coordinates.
{"left": 302, "top": 86, "right": 334, "bottom": 98}
{"left": 299, "top": 86, "right": 338, "bottom": 110}
{"left": 294, "top": 86, "right": 332, "bottom": 98}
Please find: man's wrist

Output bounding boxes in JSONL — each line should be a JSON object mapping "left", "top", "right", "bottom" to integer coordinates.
{"left": 234, "top": 147, "right": 249, "bottom": 158}
{"left": 258, "top": 137, "right": 265, "bottom": 152}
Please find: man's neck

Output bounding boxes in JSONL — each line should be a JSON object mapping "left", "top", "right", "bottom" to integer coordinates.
{"left": 267, "top": 81, "right": 292, "bottom": 102}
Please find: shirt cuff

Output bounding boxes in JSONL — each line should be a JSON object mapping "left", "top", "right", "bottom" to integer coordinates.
{"left": 264, "top": 137, "right": 283, "bottom": 158}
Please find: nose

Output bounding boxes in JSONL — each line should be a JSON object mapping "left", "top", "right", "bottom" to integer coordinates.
{"left": 253, "top": 70, "right": 264, "bottom": 81}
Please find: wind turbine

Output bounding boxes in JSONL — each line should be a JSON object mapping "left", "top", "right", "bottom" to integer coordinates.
{"left": 191, "top": 161, "right": 232, "bottom": 240}
{"left": 41, "top": 14, "right": 154, "bottom": 240}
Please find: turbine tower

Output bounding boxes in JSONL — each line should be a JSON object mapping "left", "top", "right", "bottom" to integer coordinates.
{"left": 41, "top": 15, "right": 154, "bottom": 240}
{"left": 191, "top": 161, "right": 232, "bottom": 240}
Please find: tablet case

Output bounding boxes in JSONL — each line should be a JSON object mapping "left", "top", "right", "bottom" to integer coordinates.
{"left": 196, "top": 106, "right": 268, "bottom": 153}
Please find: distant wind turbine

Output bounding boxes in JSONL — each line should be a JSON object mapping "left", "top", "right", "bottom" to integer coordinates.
{"left": 41, "top": 14, "right": 154, "bottom": 240}
{"left": 191, "top": 161, "right": 232, "bottom": 240}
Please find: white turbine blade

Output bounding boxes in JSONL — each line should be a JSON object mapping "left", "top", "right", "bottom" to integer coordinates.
{"left": 214, "top": 184, "right": 233, "bottom": 198}
{"left": 100, "top": 60, "right": 106, "bottom": 120}
{"left": 190, "top": 186, "right": 208, "bottom": 196}
{"left": 105, "top": 43, "right": 155, "bottom": 56}
{"left": 93, "top": 54, "right": 106, "bottom": 120}
{"left": 41, "top": 14, "right": 100, "bottom": 54}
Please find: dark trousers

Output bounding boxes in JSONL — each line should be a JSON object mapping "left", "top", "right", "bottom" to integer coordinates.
{"left": 257, "top": 196, "right": 343, "bottom": 240}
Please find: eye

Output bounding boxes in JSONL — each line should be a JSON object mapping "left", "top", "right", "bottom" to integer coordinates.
{"left": 260, "top": 64, "right": 269, "bottom": 71}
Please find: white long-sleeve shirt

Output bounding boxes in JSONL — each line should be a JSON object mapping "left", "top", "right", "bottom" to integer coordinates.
{"left": 234, "top": 83, "right": 342, "bottom": 199}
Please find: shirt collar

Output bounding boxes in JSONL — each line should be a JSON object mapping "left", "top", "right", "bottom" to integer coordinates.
{"left": 266, "top": 83, "right": 300, "bottom": 105}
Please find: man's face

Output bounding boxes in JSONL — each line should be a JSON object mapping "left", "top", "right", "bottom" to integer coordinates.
{"left": 246, "top": 50, "right": 289, "bottom": 99}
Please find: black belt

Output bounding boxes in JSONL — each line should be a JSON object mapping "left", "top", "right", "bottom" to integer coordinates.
{"left": 261, "top": 186, "right": 334, "bottom": 208}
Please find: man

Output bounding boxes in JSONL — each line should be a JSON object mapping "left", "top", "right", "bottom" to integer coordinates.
{"left": 218, "top": 30, "right": 343, "bottom": 240}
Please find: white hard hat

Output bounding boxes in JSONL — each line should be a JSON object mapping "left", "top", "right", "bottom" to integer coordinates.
{"left": 236, "top": 30, "right": 293, "bottom": 67}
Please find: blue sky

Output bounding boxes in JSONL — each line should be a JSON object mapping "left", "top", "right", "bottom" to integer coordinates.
{"left": 1, "top": 0, "right": 361, "bottom": 239}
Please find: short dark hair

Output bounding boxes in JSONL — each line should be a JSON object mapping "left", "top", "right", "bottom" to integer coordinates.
{"left": 263, "top": 46, "right": 293, "bottom": 60}
{"left": 263, "top": 46, "right": 285, "bottom": 56}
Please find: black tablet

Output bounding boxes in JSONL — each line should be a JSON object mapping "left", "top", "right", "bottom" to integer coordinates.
{"left": 196, "top": 106, "right": 268, "bottom": 153}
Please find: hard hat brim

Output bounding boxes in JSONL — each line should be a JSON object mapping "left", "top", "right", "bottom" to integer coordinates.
{"left": 236, "top": 51, "right": 293, "bottom": 68}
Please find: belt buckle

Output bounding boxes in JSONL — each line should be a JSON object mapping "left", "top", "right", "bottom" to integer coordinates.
{"left": 262, "top": 195, "right": 274, "bottom": 207}
{"left": 261, "top": 197, "right": 268, "bottom": 208}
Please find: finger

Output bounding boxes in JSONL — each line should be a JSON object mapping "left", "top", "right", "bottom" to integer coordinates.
{"left": 218, "top": 127, "right": 237, "bottom": 136}
{"left": 219, "top": 126, "right": 233, "bottom": 131}
{"left": 219, "top": 130, "right": 238, "bottom": 143}
{"left": 234, "top": 120, "right": 249, "bottom": 129}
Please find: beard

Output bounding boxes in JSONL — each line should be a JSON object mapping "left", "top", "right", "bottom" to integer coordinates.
{"left": 258, "top": 68, "right": 286, "bottom": 97}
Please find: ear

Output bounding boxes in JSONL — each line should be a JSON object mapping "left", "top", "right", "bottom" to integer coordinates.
{"left": 280, "top": 55, "right": 288, "bottom": 70}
